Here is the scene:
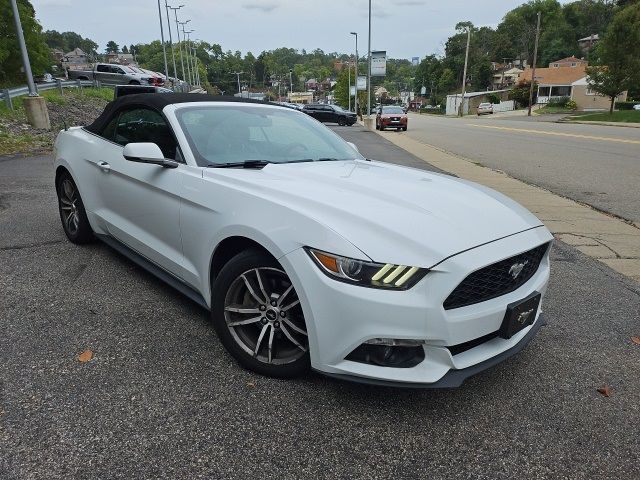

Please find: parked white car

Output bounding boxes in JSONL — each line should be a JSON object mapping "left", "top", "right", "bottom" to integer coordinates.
{"left": 53, "top": 94, "right": 552, "bottom": 387}
{"left": 477, "top": 103, "right": 494, "bottom": 115}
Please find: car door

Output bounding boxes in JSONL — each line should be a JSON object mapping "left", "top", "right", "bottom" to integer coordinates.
{"left": 92, "top": 107, "right": 186, "bottom": 276}
{"left": 320, "top": 106, "right": 335, "bottom": 123}
{"left": 95, "top": 64, "right": 113, "bottom": 84}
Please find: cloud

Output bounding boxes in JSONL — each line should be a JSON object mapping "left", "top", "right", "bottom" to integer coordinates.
{"left": 396, "top": 0, "right": 425, "bottom": 5}
{"left": 242, "top": 3, "right": 279, "bottom": 13}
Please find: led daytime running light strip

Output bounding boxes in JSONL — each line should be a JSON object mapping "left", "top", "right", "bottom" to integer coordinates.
{"left": 372, "top": 264, "right": 420, "bottom": 287}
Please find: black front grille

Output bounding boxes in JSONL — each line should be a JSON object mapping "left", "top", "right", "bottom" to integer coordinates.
{"left": 443, "top": 243, "right": 549, "bottom": 310}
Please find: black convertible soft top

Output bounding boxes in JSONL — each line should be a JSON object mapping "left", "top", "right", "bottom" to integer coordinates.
{"left": 85, "top": 93, "right": 270, "bottom": 134}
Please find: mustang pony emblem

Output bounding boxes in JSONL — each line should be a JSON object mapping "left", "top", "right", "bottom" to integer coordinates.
{"left": 508, "top": 260, "right": 529, "bottom": 279}
{"left": 516, "top": 308, "right": 535, "bottom": 325}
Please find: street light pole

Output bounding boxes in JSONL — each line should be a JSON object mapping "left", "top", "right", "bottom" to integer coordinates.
{"left": 289, "top": 69, "right": 293, "bottom": 99}
{"left": 10, "top": 0, "right": 36, "bottom": 96}
{"left": 528, "top": 12, "right": 541, "bottom": 117}
{"left": 351, "top": 32, "right": 358, "bottom": 118}
{"left": 348, "top": 56, "right": 351, "bottom": 111}
{"left": 231, "top": 71, "right": 244, "bottom": 94}
{"left": 180, "top": 23, "right": 192, "bottom": 85}
{"left": 164, "top": 1, "right": 179, "bottom": 85}
{"left": 367, "top": 0, "right": 372, "bottom": 128}
{"left": 156, "top": 0, "right": 169, "bottom": 81}
{"left": 458, "top": 27, "right": 471, "bottom": 117}
{"left": 171, "top": 6, "right": 186, "bottom": 84}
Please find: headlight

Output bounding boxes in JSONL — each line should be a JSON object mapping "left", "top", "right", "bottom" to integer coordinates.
{"left": 305, "top": 248, "right": 427, "bottom": 290}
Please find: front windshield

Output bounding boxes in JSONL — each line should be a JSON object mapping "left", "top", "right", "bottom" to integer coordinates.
{"left": 382, "top": 106, "right": 404, "bottom": 114}
{"left": 176, "top": 104, "right": 363, "bottom": 166}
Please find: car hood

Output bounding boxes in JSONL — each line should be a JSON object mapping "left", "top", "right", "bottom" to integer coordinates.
{"left": 203, "top": 160, "right": 544, "bottom": 267}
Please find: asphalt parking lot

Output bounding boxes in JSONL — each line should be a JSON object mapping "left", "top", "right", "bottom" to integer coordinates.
{"left": 1, "top": 128, "right": 639, "bottom": 479}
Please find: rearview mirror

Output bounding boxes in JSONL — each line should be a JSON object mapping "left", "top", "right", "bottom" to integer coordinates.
{"left": 347, "top": 141, "right": 359, "bottom": 153}
{"left": 122, "top": 142, "right": 178, "bottom": 168}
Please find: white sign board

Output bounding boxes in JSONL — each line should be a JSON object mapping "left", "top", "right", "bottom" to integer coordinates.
{"left": 420, "top": 86, "right": 426, "bottom": 95}
{"left": 350, "top": 86, "right": 356, "bottom": 96}
{"left": 357, "top": 76, "right": 367, "bottom": 90}
{"left": 371, "top": 51, "right": 387, "bottom": 76}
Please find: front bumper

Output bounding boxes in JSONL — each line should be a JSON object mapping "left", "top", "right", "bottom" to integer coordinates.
{"left": 280, "top": 226, "right": 552, "bottom": 386}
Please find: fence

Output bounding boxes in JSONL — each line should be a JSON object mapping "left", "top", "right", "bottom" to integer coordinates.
{"left": 0, "top": 79, "right": 98, "bottom": 110}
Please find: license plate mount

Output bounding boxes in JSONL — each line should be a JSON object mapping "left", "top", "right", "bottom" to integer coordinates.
{"left": 499, "top": 291, "right": 541, "bottom": 339}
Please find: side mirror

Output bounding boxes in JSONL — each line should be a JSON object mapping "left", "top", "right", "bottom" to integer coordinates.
{"left": 122, "top": 142, "right": 178, "bottom": 168}
{"left": 347, "top": 141, "right": 359, "bottom": 153}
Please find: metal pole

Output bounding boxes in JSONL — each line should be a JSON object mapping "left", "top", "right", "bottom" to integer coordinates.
{"left": 193, "top": 46, "right": 200, "bottom": 86}
{"left": 156, "top": 0, "right": 169, "bottom": 81}
{"left": 164, "top": 1, "right": 178, "bottom": 85}
{"left": 10, "top": 0, "right": 37, "bottom": 96}
{"left": 348, "top": 57, "right": 351, "bottom": 111}
{"left": 186, "top": 31, "right": 195, "bottom": 86}
{"left": 351, "top": 32, "right": 358, "bottom": 118}
{"left": 458, "top": 28, "right": 471, "bottom": 117}
{"left": 181, "top": 24, "right": 192, "bottom": 86}
{"left": 367, "top": 2, "right": 372, "bottom": 122}
{"left": 528, "top": 12, "right": 541, "bottom": 117}
{"left": 289, "top": 69, "right": 293, "bottom": 98}
{"left": 173, "top": 8, "right": 186, "bottom": 84}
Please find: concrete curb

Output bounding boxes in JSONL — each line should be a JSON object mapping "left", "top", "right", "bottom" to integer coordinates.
{"left": 560, "top": 119, "right": 640, "bottom": 128}
{"left": 372, "top": 129, "right": 640, "bottom": 283}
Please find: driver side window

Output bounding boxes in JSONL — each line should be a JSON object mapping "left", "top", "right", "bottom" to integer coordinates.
{"left": 100, "top": 108, "right": 178, "bottom": 160}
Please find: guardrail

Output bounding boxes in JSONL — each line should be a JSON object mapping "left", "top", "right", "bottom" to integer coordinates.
{"left": 0, "top": 79, "right": 96, "bottom": 110}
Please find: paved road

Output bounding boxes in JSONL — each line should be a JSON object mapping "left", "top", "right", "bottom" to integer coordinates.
{"left": 403, "top": 113, "right": 640, "bottom": 224}
{"left": 1, "top": 136, "right": 639, "bottom": 479}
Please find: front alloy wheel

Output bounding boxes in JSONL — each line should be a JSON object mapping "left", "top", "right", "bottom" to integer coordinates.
{"left": 56, "top": 172, "right": 93, "bottom": 244}
{"left": 212, "top": 250, "right": 309, "bottom": 377}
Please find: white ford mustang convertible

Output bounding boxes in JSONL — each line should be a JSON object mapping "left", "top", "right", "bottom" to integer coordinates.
{"left": 54, "top": 94, "right": 552, "bottom": 387}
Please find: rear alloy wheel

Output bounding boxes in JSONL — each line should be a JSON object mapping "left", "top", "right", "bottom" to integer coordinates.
{"left": 129, "top": 80, "right": 140, "bottom": 85}
{"left": 56, "top": 172, "right": 94, "bottom": 244}
{"left": 211, "top": 250, "right": 310, "bottom": 377}
{"left": 337, "top": 116, "right": 346, "bottom": 126}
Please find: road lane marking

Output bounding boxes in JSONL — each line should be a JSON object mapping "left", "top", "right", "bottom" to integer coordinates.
{"left": 466, "top": 123, "right": 640, "bottom": 145}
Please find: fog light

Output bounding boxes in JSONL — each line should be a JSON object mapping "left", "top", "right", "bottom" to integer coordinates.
{"left": 346, "top": 341, "right": 425, "bottom": 368}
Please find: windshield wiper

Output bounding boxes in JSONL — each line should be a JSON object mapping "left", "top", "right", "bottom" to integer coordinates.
{"left": 207, "top": 160, "right": 274, "bottom": 169}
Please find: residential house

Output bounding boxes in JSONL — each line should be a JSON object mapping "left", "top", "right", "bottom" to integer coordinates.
{"left": 571, "top": 76, "right": 627, "bottom": 110}
{"left": 51, "top": 48, "right": 64, "bottom": 62}
{"left": 305, "top": 78, "right": 319, "bottom": 91}
{"left": 518, "top": 63, "right": 587, "bottom": 103}
{"left": 492, "top": 67, "right": 524, "bottom": 89}
{"left": 578, "top": 34, "right": 599, "bottom": 54}
{"left": 62, "top": 47, "right": 88, "bottom": 66}
{"left": 548, "top": 56, "right": 587, "bottom": 68}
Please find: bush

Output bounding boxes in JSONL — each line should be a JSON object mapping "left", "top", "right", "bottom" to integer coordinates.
{"left": 565, "top": 99, "right": 578, "bottom": 110}
{"left": 486, "top": 93, "right": 501, "bottom": 104}
{"left": 616, "top": 101, "right": 639, "bottom": 110}
{"left": 547, "top": 96, "right": 571, "bottom": 107}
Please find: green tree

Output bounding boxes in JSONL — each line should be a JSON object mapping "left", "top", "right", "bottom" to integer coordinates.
{"left": 122, "top": 45, "right": 129, "bottom": 54}
{"left": 509, "top": 80, "right": 537, "bottom": 107}
{"left": 586, "top": 2, "right": 640, "bottom": 113}
{"left": 105, "top": 40, "right": 119, "bottom": 53}
{"left": 0, "top": 0, "right": 51, "bottom": 85}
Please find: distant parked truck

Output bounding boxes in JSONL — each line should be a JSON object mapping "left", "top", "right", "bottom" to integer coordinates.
{"left": 67, "top": 63, "right": 153, "bottom": 86}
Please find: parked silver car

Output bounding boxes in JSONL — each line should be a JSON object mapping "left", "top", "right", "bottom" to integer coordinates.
{"left": 68, "top": 63, "right": 152, "bottom": 85}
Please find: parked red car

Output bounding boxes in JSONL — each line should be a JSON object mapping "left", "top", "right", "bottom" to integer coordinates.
{"left": 376, "top": 106, "right": 408, "bottom": 131}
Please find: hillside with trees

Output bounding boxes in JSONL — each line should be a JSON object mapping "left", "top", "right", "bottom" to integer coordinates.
{"left": 2, "top": 0, "right": 638, "bottom": 104}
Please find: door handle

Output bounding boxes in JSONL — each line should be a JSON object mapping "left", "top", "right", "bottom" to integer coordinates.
{"left": 98, "top": 161, "right": 111, "bottom": 172}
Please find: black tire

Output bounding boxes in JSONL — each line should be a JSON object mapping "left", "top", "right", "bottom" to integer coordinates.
{"left": 375, "top": 122, "right": 380, "bottom": 130}
{"left": 402, "top": 126, "right": 408, "bottom": 131}
{"left": 129, "top": 80, "right": 140, "bottom": 85}
{"left": 337, "top": 116, "right": 346, "bottom": 126}
{"left": 56, "top": 171, "right": 94, "bottom": 244}
{"left": 380, "top": 124, "right": 385, "bottom": 131}
{"left": 211, "top": 249, "right": 310, "bottom": 378}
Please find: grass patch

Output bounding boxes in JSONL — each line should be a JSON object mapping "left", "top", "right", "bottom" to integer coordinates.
{"left": 570, "top": 110, "right": 640, "bottom": 123}
{"left": 0, "top": 130, "right": 47, "bottom": 156}
{"left": 0, "top": 87, "right": 113, "bottom": 119}
{"left": 536, "top": 105, "right": 577, "bottom": 115}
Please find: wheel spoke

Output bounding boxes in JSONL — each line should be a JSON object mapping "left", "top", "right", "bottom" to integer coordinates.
{"left": 63, "top": 181, "right": 74, "bottom": 200}
{"left": 60, "top": 198, "right": 72, "bottom": 206}
{"left": 254, "top": 269, "right": 270, "bottom": 303}
{"left": 65, "top": 212, "right": 75, "bottom": 230}
{"left": 254, "top": 324, "right": 270, "bottom": 356}
{"left": 282, "top": 318, "right": 307, "bottom": 336}
{"left": 241, "top": 274, "right": 264, "bottom": 304}
{"left": 280, "top": 324, "right": 307, "bottom": 352}
{"left": 281, "top": 299, "right": 300, "bottom": 312}
{"left": 227, "top": 315, "right": 263, "bottom": 327}
{"left": 277, "top": 284, "right": 294, "bottom": 307}
{"left": 225, "top": 305, "right": 260, "bottom": 314}
{"left": 267, "top": 326, "right": 275, "bottom": 363}
{"left": 60, "top": 205, "right": 72, "bottom": 212}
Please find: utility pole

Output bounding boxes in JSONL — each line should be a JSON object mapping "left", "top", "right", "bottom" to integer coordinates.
{"left": 350, "top": 32, "right": 358, "bottom": 117}
{"left": 289, "top": 69, "right": 293, "bottom": 100}
{"left": 348, "top": 58, "right": 351, "bottom": 111}
{"left": 366, "top": 0, "right": 372, "bottom": 128}
{"left": 156, "top": 0, "right": 169, "bottom": 81}
{"left": 164, "top": 1, "right": 178, "bottom": 85}
{"left": 458, "top": 27, "right": 471, "bottom": 117}
{"left": 231, "top": 71, "right": 244, "bottom": 94}
{"left": 528, "top": 12, "right": 541, "bottom": 117}
{"left": 171, "top": 6, "right": 186, "bottom": 84}
{"left": 180, "top": 23, "right": 192, "bottom": 85}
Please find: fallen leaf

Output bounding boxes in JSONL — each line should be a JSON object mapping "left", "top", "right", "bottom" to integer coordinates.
{"left": 631, "top": 336, "right": 640, "bottom": 345}
{"left": 77, "top": 349, "right": 93, "bottom": 363}
{"left": 246, "top": 382, "right": 256, "bottom": 388}
{"left": 597, "top": 386, "right": 612, "bottom": 397}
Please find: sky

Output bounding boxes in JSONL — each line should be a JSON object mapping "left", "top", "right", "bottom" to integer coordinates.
{"left": 31, "top": 0, "right": 573, "bottom": 60}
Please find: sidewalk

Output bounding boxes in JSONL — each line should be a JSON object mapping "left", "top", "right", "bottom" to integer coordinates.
{"left": 373, "top": 129, "right": 640, "bottom": 283}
